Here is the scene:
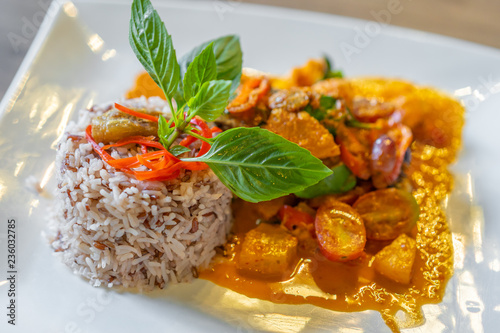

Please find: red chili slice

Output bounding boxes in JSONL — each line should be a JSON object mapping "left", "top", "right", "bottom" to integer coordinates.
{"left": 279, "top": 205, "right": 315, "bottom": 231}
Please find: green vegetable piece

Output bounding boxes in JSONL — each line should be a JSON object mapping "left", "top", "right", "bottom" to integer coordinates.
{"left": 187, "top": 80, "right": 232, "bottom": 122}
{"left": 295, "top": 164, "right": 356, "bottom": 199}
{"left": 304, "top": 105, "right": 326, "bottom": 121}
{"left": 345, "top": 107, "right": 381, "bottom": 130}
{"left": 304, "top": 95, "right": 337, "bottom": 121}
{"left": 129, "top": 0, "right": 180, "bottom": 99}
{"left": 185, "top": 127, "right": 332, "bottom": 203}
{"left": 158, "top": 115, "right": 174, "bottom": 148}
{"left": 169, "top": 145, "right": 191, "bottom": 156}
{"left": 129, "top": 0, "right": 332, "bottom": 204}
{"left": 176, "top": 35, "right": 242, "bottom": 104}
{"left": 183, "top": 43, "right": 217, "bottom": 101}
{"left": 319, "top": 95, "right": 336, "bottom": 110}
{"left": 323, "top": 55, "right": 344, "bottom": 79}
{"left": 345, "top": 120, "right": 381, "bottom": 130}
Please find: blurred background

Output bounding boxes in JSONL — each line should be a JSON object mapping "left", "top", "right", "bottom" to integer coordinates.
{"left": 1, "top": 0, "right": 499, "bottom": 100}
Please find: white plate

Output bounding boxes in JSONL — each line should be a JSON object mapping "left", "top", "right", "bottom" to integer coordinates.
{"left": 1, "top": 1, "right": 500, "bottom": 332}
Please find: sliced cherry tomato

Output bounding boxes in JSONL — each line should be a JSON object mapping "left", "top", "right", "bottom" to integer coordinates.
{"left": 370, "top": 124, "right": 413, "bottom": 188}
{"left": 353, "top": 188, "right": 419, "bottom": 240}
{"left": 279, "top": 205, "right": 314, "bottom": 231}
{"left": 314, "top": 200, "right": 366, "bottom": 262}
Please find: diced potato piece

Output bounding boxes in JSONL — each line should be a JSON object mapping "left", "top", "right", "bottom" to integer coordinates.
{"left": 264, "top": 109, "right": 340, "bottom": 159}
{"left": 373, "top": 234, "right": 417, "bottom": 284}
{"left": 237, "top": 223, "right": 298, "bottom": 279}
{"left": 252, "top": 196, "right": 289, "bottom": 220}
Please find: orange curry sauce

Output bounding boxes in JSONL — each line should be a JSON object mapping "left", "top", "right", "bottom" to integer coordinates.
{"left": 129, "top": 72, "right": 464, "bottom": 332}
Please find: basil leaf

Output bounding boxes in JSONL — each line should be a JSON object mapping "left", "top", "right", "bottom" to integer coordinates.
{"left": 304, "top": 96, "right": 337, "bottom": 122}
{"left": 185, "top": 127, "right": 332, "bottom": 202}
{"left": 346, "top": 120, "right": 381, "bottom": 130}
{"left": 319, "top": 95, "right": 336, "bottom": 110}
{"left": 158, "top": 115, "right": 174, "bottom": 147}
{"left": 129, "top": 0, "right": 180, "bottom": 99}
{"left": 187, "top": 80, "right": 231, "bottom": 121}
{"left": 295, "top": 164, "right": 356, "bottom": 199}
{"left": 183, "top": 43, "right": 217, "bottom": 101}
{"left": 175, "top": 35, "right": 242, "bottom": 104}
{"left": 323, "top": 55, "right": 344, "bottom": 79}
{"left": 170, "top": 145, "right": 191, "bottom": 156}
{"left": 304, "top": 105, "right": 326, "bottom": 121}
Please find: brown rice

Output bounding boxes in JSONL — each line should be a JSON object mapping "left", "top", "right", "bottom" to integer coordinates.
{"left": 48, "top": 97, "right": 233, "bottom": 290}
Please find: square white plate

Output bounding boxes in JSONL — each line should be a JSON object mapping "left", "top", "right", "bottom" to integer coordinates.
{"left": 1, "top": 1, "right": 500, "bottom": 332}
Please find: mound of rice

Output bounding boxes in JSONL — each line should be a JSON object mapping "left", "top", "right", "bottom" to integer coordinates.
{"left": 48, "top": 97, "right": 233, "bottom": 290}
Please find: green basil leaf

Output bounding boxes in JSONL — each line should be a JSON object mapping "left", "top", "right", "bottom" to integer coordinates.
{"left": 304, "top": 96, "right": 338, "bottom": 122}
{"left": 304, "top": 105, "right": 326, "bottom": 121}
{"left": 185, "top": 127, "right": 332, "bottom": 203}
{"left": 319, "top": 95, "right": 336, "bottom": 110}
{"left": 169, "top": 145, "right": 191, "bottom": 156}
{"left": 129, "top": 0, "right": 180, "bottom": 99}
{"left": 175, "top": 35, "right": 242, "bottom": 105}
{"left": 323, "top": 55, "right": 344, "bottom": 79}
{"left": 187, "top": 80, "right": 231, "bottom": 121}
{"left": 295, "top": 164, "right": 356, "bottom": 199}
{"left": 158, "top": 115, "right": 174, "bottom": 147}
{"left": 345, "top": 120, "right": 381, "bottom": 130}
{"left": 183, "top": 43, "right": 217, "bottom": 101}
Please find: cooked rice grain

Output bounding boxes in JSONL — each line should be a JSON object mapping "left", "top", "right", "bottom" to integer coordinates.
{"left": 48, "top": 97, "right": 232, "bottom": 290}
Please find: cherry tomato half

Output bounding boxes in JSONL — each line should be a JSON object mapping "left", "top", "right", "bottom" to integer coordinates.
{"left": 315, "top": 200, "right": 366, "bottom": 262}
{"left": 353, "top": 188, "right": 419, "bottom": 240}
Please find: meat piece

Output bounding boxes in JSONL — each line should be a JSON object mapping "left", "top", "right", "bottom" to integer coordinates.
{"left": 264, "top": 109, "right": 340, "bottom": 159}
{"left": 350, "top": 97, "right": 396, "bottom": 123}
{"left": 269, "top": 88, "right": 310, "bottom": 112}
{"left": 311, "top": 78, "right": 353, "bottom": 101}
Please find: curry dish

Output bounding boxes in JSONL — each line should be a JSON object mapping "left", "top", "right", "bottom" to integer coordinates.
{"left": 128, "top": 58, "right": 463, "bottom": 332}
